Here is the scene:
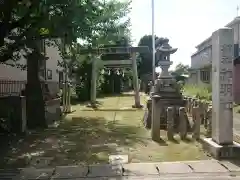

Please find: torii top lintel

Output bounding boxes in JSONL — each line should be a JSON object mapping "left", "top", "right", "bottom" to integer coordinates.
{"left": 78, "top": 46, "right": 149, "bottom": 55}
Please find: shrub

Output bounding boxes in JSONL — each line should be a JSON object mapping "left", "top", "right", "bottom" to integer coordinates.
{"left": 183, "top": 84, "right": 212, "bottom": 101}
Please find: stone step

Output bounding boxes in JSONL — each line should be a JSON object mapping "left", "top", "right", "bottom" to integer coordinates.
{"left": 2, "top": 160, "right": 240, "bottom": 179}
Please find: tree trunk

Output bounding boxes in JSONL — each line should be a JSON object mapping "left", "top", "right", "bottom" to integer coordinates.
{"left": 26, "top": 46, "right": 46, "bottom": 129}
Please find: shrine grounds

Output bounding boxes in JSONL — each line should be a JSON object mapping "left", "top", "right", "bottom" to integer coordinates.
{"left": 0, "top": 93, "right": 210, "bottom": 169}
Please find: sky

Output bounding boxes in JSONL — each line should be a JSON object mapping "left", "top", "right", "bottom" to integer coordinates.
{"left": 130, "top": 0, "right": 240, "bottom": 70}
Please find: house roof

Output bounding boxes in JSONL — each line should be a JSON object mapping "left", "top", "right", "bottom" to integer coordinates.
{"left": 191, "top": 44, "right": 211, "bottom": 57}
{"left": 195, "top": 17, "right": 240, "bottom": 49}
{"left": 195, "top": 37, "right": 212, "bottom": 49}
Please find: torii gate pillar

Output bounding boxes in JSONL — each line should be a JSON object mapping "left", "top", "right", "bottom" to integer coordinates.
{"left": 89, "top": 57, "right": 98, "bottom": 107}
{"left": 131, "top": 52, "right": 142, "bottom": 108}
{"left": 79, "top": 46, "right": 149, "bottom": 108}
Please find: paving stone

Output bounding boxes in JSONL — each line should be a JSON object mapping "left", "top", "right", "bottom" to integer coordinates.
{"left": 53, "top": 165, "right": 87, "bottom": 179}
{"left": 109, "top": 155, "right": 129, "bottom": 165}
{"left": 87, "top": 164, "right": 122, "bottom": 177}
{"left": 155, "top": 162, "right": 193, "bottom": 174}
{"left": 16, "top": 167, "right": 54, "bottom": 180}
{"left": 219, "top": 161, "right": 240, "bottom": 172}
{"left": 187, "top": 160, "right": 229, "bottom": 173}
{"left": 0, "top": 169, "right": 20, "bottom": 180}
{"left": 122, "top": 163, "right": 159, "bottom": 176}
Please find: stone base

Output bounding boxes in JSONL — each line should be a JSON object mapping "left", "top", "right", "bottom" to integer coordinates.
{"left": 201, "top": 137, "right": 240, "bottom": 159}
{"left": 132, "top": 104, "right": 143, "bottom": 108}
{"left": 86, "top": 103, "right": 98, "bottom": 108}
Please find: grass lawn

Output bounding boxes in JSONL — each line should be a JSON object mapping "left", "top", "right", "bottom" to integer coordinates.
{"left": 0, "top": 93, "right": 209, "bottom": 169}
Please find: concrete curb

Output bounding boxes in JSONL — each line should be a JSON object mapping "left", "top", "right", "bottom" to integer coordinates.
{"left": 2, "top": 160, "right": 240, "bottom": 179}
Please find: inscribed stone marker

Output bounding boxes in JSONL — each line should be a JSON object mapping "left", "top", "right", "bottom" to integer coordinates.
{"left": 211, "top": 28, "right": 234, "bottom": 145}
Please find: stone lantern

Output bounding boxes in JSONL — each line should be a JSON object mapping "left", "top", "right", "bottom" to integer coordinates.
{"left": 143, "top": 39, "right": 187, "bottom": 131}
{"left": 156, "top": 38, "right": 177, "bottom": 78}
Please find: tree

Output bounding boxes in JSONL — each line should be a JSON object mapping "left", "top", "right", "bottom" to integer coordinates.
{"left": 0, "top": 0, "right": 127, "bottom": 128}
{"left": 171, "top": 63, "right": 190, "bottom": 82}
{"left": 72, "top": 0, "right": 132, "bottom": 101}
{"left": 172, "top": 63, "right": 190, "bottom": 75}
{"left": 137, "top": 35, "right": 166, "bottom": 77}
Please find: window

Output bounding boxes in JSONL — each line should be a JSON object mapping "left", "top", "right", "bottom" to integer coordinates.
{"left": 200, "top": 70, "right": 210, "bottom": 82}
{"left": 47, "top": 69, "right": 52, "bottom": 80}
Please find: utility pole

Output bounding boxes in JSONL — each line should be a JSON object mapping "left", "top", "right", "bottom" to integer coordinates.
{"left": 151, "top": 0, "right": 156, "bottom": 83}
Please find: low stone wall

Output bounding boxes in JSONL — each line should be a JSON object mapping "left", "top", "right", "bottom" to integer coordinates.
{"left": 0, "top": 96, "right": 62, "bottom": 133}
{"left": 184, "top": 96, "right": 212, "bottom": 137}
{"left": 143, "top": 95, "right": 205, "bottom": 141}
{"left": 0, "top": 96, "right": 27, "bottom": 133}
{"left": 45, "top": 98, "right": 62, "bottom": 125}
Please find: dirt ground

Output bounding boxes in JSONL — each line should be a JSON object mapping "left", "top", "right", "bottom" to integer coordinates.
{"left": 0, "top": 94, "right": 210, "bottom": 168}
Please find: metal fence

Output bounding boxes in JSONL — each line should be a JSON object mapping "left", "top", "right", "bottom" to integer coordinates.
{"left": 0, "top": 80, "right": 61, "bottom": 97}
{"left": 0, "top": 80, "right": 26, "bottom": 96}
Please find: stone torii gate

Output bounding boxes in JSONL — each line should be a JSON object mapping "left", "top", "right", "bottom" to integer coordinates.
{"left": 78, "top": 46, "right": 149, "bottom": 108}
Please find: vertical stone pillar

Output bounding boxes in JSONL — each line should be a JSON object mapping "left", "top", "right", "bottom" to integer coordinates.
{"left": 151, "top": 98, "right": 161, "bottom": 141}
{"left": 65, "top": 83, "right": 69, "bottom": 112}
{"left": 203, "top": 102, "right": 209, "bottom": 128}
{"left": 189, "top": 98, "right": 194, "bottom": 116}
{"left": 62, "top": 82, "right": 67, "bottom": 112}
{"left": 193, "top": 106, "right": 200, "bottom": 140}
{"left": 21, "top": 96, "right": 27, "bottom": 133}
{"left": 167, "top": 107, "right": 174, "bottom": 140}
{"left": 198, "top": 101, "right": 204, "bottom": 124}
{"left": 179, "top": 107, "right": 187, "bottom": 140}
{"left": 90, "top": 57, "right": 97, "bottom": 106}
{"left": 211, "top": 28, "right": 234, "bottom": 145}
{"left": 184, "top": 97, "right": 188, "bottom": 112}
{"left": 131, "top": 52, "right": 142, "bottom": 108}
{"left": 206, "top": 107, "right": 212, "bottom": 137}
{"left": 66, "top": 83, "right": 72, "bottom": 113}
{"left": 144, "top": 98, "right": 152, "bottom": 129}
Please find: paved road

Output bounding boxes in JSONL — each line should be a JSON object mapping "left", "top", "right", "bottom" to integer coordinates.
{"left": 92, "top": 175, "right": 240, "bottom": 180}
{"left": 234, "top": 113, "right": 240, "bottom": 137}
{"left": 87, "top": 174, "right": 240, "bottom": 180}
{"left": 2, "top": 160, "right": 240, "bottom": 180}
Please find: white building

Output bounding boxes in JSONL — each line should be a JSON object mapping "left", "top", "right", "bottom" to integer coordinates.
{"left": 0, "top": 39, "right": 64, "bottom": 96}
{"left": 189, "top": 16, "right": 240, "bottom": 86}
{"left": 189, "top": 16, "right": 240, "bottom": 103}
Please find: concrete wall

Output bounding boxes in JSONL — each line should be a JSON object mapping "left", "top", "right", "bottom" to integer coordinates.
{"left": 45, "top": 40, "right": 63, "bottom": 94}
{"left": 191, "top": 46, "right": 212, "bottom": 69}
{"left": 188, "top": 69, "right": 211, "bottom": 86}
{"left": 187, "top": 71, "right": 198, "bottom": 85}
{"left": 0, "top": 39, "right": 63, "bottom": 95}
{"left": 234, "top": 64, "right": 240, "bottom": 104}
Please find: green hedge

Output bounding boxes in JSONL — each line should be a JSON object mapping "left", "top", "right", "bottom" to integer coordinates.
{"left": 183, "top": 84, "right": 240, "bottom": 113}
{"left": 183, "top": 84, "right": 212, "bottom": 102}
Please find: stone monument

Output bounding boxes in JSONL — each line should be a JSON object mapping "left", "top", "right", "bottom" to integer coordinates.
{"left": 143, "top": 39, "right": 187, "bottom": 140}
{"left": 202, "top": 27, "right": 240, "bottom": 159}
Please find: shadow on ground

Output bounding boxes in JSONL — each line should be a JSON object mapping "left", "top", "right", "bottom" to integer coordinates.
{"left": 0, "top": 116, "right": 147, "bottom": 169}
{"left": 70, "top": 93, "right": 136, "bottom": 105}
